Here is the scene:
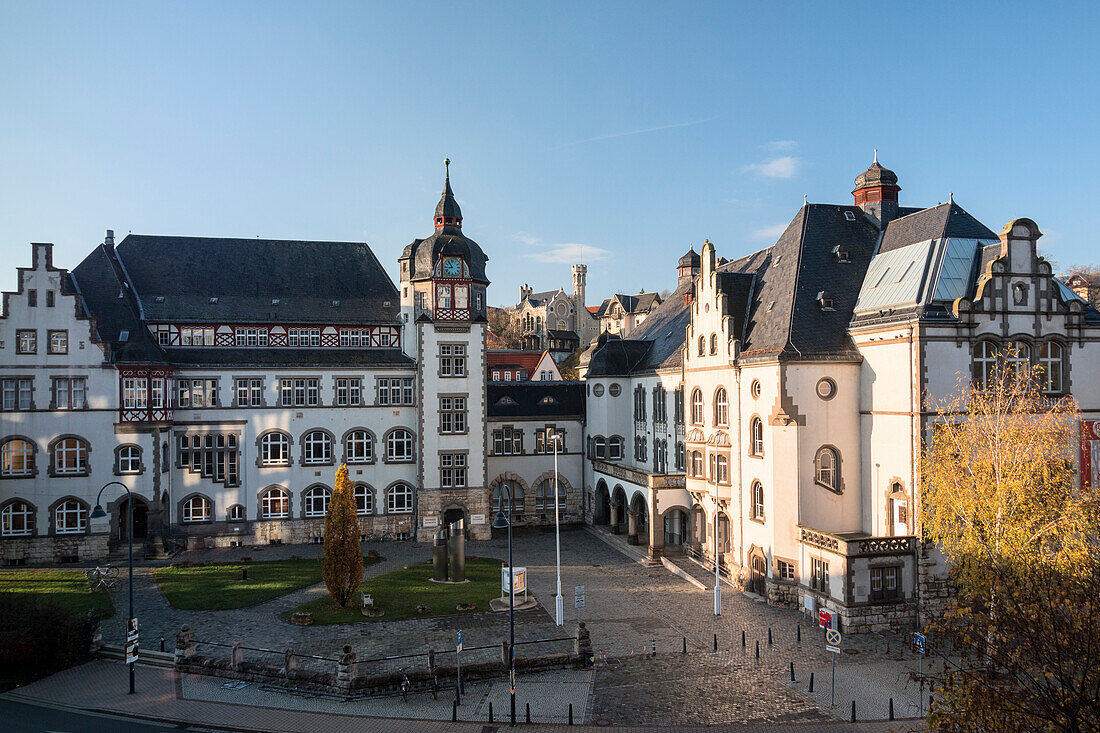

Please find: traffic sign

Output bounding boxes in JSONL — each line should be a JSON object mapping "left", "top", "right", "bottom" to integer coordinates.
{"left": 818, "top": 608, "right": 833, "bottom": 630}
{"left": 457, "top": 629, "right": 463, "bottom": 653}
{"left": 913, "top": 631, "right": 926, "bottom": 654}
{"left": 574, "top": 584, "right": 586, "bottom": 609}
{"left": 825, "top": 628, "right": 841, "bottom": 653}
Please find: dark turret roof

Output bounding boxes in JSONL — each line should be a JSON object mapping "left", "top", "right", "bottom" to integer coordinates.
{"left": 400, "top": 163, "right": 489, "bottom": 283}
{"left": 435, "top": 162, "right": 463, "bottom": 221}
{"left": 678, "top": 247, "right": 701, "bottom": 268}
{"left": 853, "top": 160, "right": 899, "bottom": 190}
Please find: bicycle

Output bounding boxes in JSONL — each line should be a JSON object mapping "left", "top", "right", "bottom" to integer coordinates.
{"left": 86, "top": 564, "right": 119, "bottom": 591}
{"left": 400, "top": 673, "right": 411, "bottom": 703}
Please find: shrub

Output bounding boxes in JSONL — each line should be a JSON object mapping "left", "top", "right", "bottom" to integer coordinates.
{"left": 0, "top": 594, "right": 97, "bottom": 690}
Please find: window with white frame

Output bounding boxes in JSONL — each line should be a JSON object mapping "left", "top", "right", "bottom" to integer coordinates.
{"left": 386, "top": 430, "right": 414, "bottom": 462}
{"left": 54, "top": 500, "right": 86, "bottom": 534}
{"left": 534, "top": 479, "right": 565, "bottom": 511}
{"left": 974, "top": 340, "right": 999, "bottom": 390}
{"left": 493, "top": 481, "right": 525, "bottom": 513}
{"left": 2, "top": 439, "right": 35, "bottom": 477}
{"left": 16, "top": 330, "right": 37, "bottom": 354}
{"left": 122, "top": 378, "right": 148, "bottom": 409}
{"left": 714, "top": 388, "right": 728, "bottom": 426}
{"left": 180, "top": 327, "right": 214, "bottom": 346}
{"left": 234, "top": 328, "right": 269, "bottom": 347}
{"left": 592, "top": 436, "right": 606, "bottom": 460}
{"left": 439, "top": 396, "right": 467, "bottom": 434}
{"left": 354, "top": 484, "right": 374, "bottom": 515}
{"left": 117, "top": 445, "right": 141, "bottom": 474}
{"left": 260, "top": 488, "right": 290, "bottom": 519}
{"left": 1006, "top": 341, "right": 1031, "bottom": 380}
{"left": 715, "top": 454, "right": 728, "bottom": 483}
{"left": 492, "top": 426, "right": 523, "bottom": 455}
{"left": 815, "top": 447, "right": 839, "bottom": 492}
{"left": 751, "top": 480, "right": 764, "bottom": 520}
{"left": 287, "top": 328, "right": 321, "bottom": 347}
{"left": 811, "top": 557, "right": 829, "bottom": 593}
{"left": 750, "top": 417, "right": 764, "bottom": 456}
{"left": 633, "top": 385, "right": 647, "bottom": 422}
{"left": 48, "top": 329, "right": 68, "bottom": 354}
{"left": 335, "top": 377, "right": 362, "bottom": 406}
{"left": 608, "top": 436, "right": 623, "bottom": 461}
{"left": 259, "top": 432, "right": 290, "bottom": 466}
{"left": 870, "top": 566, "right": 900, "bottom": 601}
{"left": 177, "top": 378, "right": 219, "bottom": 408}
{"left": 303, "top": 486, "right": 331, "bottom": 517}
{"left": 691, "top": 389, "right": 703, "bottom": 425}
{"left": 653, "top": 386, "right": 667, "bottom": 423}
{"left": 1, "top": 501, "right": 33, "bottom": 536}
{"left": 235, "top": 378, "right": 263, "bottom": 407}
{"left": 690, "top": 450, "right": 703, "bottom": 477}
{"left": 177, "top": 433, "right": 240, "bottom": 487}
{"left": 279, "top": 378, "right": 320, "bottom": 407}
{"left": 778, "top": 560, "right": 796, "bottom": 580}
{"left": 227, "top": 504, "right": 245, "bottom": 522}
{"left": 345, "top": 430, "right": 373, "bottom": 463}
{"left": 52, "top": 438, "right": 88, "bottom": 475}
{"left": 2, "top": 378, "right": 33, "bottom": 411}
{"left": 377, "top": 377, "right": 414, "bottom": 405}
{"left": 387, "top": 483, "right": 413, "bottom": 513}
{"left": 182, "top": 495, "right": 212, "bottom": 523}
{"left": 1039, "top": 341, "right": 1064, "bottom": 393}
{"left": 303, "top": 431, "right": 333, "bottom": 464}
{"left": 439, "top": 344, "right": 466, "bottom": 377}
{"left": 440, "top": 453, "right": 467, "bottom": 488}
{"left": 535, "top": 426, "right": 562, "bottom": 454}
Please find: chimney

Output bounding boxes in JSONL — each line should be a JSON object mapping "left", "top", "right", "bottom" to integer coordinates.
{"left": 104, "top": 229, "right": 115, "bottom": 248}
{"left": 520, "top": 283, "right": 533, "bottom": 301}
{"left": 852, "top": 151, "right": 900, "bottom": 228}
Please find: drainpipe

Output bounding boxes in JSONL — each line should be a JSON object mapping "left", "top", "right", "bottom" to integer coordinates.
{"left": 734, "top": 362, "right": 744, "bottom": 571}
{"left": 909, "top": 324, "right": 920, "bottom": 629}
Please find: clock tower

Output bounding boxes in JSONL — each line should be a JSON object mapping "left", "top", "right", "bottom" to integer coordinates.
{"left": 398, "top": 161, "right": 491, "bottom": 540}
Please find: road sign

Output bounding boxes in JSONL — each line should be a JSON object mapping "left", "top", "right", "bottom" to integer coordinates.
{"left": 818, "top": 608, "right": 833, "bottom": 630}
{"left": 825, "top": 628, "right": 841, "bottom": 653}
{"left": 457, "top": 629, "right": 463, "bottom": 653}
{"left": 913, "top": 631, "right": 926, "bottom": 654}
{"left": 574, "top": 584, "right": 586, "bottom": 609}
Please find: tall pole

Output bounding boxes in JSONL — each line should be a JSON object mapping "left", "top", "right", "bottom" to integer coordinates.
{"left": 93, "top": 481, "right": 135, "bottom": 694}
{"left": 507, "top": 491, "right": 516, "bottom": 727}
{"left": 553, "top": 431, "right": 563, "bottom": 626}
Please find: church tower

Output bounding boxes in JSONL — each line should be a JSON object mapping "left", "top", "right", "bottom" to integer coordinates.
{"left": 398, "top": 161, "right": 492, "bottom": 540}
{"left": 572, "top": 264, "right": 587, "bottom": 334}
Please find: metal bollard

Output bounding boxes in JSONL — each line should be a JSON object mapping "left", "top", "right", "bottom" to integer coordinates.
{"left": 713, "top": 633, "right": 717, "bottom": 652}
{"left": 851, "top": 701, "right": 856, "bottom": 723}
{"left": 741, "top": 629, "right": 746, "bottom": 647}
{"left": 650, "top": 640, "right": 656, "bottom": 658}
{"left": 682, "top": 637, "right": 687, "bottom": 654}
{"left": 526, "top": 702, "right": 531, "bottom": 724}
{"left": 159, "top": 636, "right": 165, "bottom": 652}
{"left": 569, "top": 703, "right": 574, "bottom": 725}
{"left": 242, "top": 567, "right": 248, "bottom": 581}
{"left": 768, "top": 627, "right": 773, "bottom": 645}
{"left": 755, "top": 640, "right": 760, "bottom": 659}
{"left": 889, "top": 698, "right": 894, "bottom": 720}
{"left": 452, "top": 700, "right": 458, "bottom": 722}
{"left": 809, "top": 671, "right": 814, "bottom": 692}
{"left": 797, "top": 624, "right": 801, "bottom": 643}
{"left": 489, "top": 701, "right": 493, "bottom": 723}
{"left": 455, "top": 681, "right": 460, "bottom": 706}
{"left": 789, "top": 661, "right": 795, "bottom": 682}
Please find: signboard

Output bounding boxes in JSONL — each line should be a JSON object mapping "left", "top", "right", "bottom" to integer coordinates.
{"left": 574, "top": 584, "right": 586, "bottom": 609}
{"left": 825, "top": 628, "right": 841, "bottom": 654}
{"left": 127, "top": 617, "right": 139, "bottom": 642}
{"left": 457, "top": 629, "right": 463, "bottom": 653}
{"left": 818, "top": 608, "right": 833, "bottom": 630}
{"left": 125, "top": 640, "right": 139, "bottom": 664}
{"left": 422, "top": 516, "right": 439, "bottom": 528}
{"left": 913, "top": 631, "right": 926, "bottom": 654}
{"left": 1081, "top": 420, "right": 1100, "bottom": 491}
{"left": 470, "top": 513, "right": 486, "bottom": 525}
{"left": 502, "top": 566, "right": 527, "bottom": 594}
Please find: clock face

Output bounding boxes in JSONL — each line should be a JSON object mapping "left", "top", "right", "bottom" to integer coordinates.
{"left": 442, "top": 258, "right": 462, "bottom": 277}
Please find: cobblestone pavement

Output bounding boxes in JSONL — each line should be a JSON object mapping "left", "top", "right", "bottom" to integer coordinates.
{"left": 90, "top": 525, "right": 927, "bottom": 726}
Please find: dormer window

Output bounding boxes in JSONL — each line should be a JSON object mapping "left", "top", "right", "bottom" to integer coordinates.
{"left": 118, "top": 329, "right": 130, "bottom": 342}
{"left": 271, "top": 298, "right": 280, "bottom": 305}
{"left": 332, "top": 300, "right": 340, "bottom": 307}
{"left": 208, "top": 297, "right": 218, "bottom": 304}
{"left": 817, "top": 292, "right": 834, "bottom": 310}
{"left": 154, "top": 296, "right": 165, "bottom": 303}
{"left": 844, "top": 211, "right": 857, "bottom": 222}
{"left": 832, "top": 245, "right": 850, "bottom": 263}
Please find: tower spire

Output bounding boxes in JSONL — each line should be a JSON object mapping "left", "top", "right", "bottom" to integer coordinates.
{"left": 434, "top": 158, "right": 462, "bottom": 230}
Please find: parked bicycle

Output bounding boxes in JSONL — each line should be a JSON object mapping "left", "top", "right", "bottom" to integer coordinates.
{"left": 365, "top": 531, "right": 395, "bottom": 543}
{"left": 86, "top": 564, "right": 119, "bottom": 590}
{"left": 400, "top": 673, "right": 411, "bottom": 702}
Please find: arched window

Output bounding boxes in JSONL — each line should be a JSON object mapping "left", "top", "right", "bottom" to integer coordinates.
{"left": 493, "top": 481, "right": 525, "bottom": 513}
{"left": 608, "top": 436, "right": 623, "bottom": 460}
{"left": 709, "top": 333, "right": 717, "bottom": 355}
{"left": 182, "top": 495, "right": 212, "bottom": 523}
{"left": 387, "top": 483, "right": 413, "bottom": 514}
{"left": 259, "top": 432, "right": 290, "bottom": 466}
{"left": 260, "top": 487, "right": 290, "bottom": 519}
{"left": 698, "top": 335, "right": 705, "bottom": 356}
{"left": 302, "top": 430, "right": 332, "bottom": 465}
{"left": 345, "top": 430, "right": 374, "bottom": 464}
{"left": 1, "top": 500, "right": 33, "bottom": 536}
{"left": 386, "top": 430, "right": 414, "bottom": 462}
{"left": 716, "top": 455, "right": 728, "bottom": 483}
{"left": 750, "top": 417, "right": 764, "bottom": 456}
{"left": 691, "top": 389, "right": 704, "bottom": 424}
{"left": 815, "top": 447, "right": 839, "bottom": 492}
{"left": 303, "top": 486, "right": 331, "bottom": 518}
{"left": 534, "top": 479, "right": 565, "bottom": 511}
{"left": 52, "top": 437, "right": 88, "bottom": 475}
{"left": 1039, "top": 341, "right": 1064, "bottom": 393}
{"left": 690, "top": 450, "right": 703, "bottom": 477}
{"left": 974, "top": 340, "right": 999, "bottom": 389}
{"left": 1006, "top": 341, "right": 1031, "bottom": 379}
{"left": 751, "top": 481, "right": 764, "bottom": 520}
{"left": 592, "top": 436, "right": 606, "bottom": 460}
{"left": 1, "top": 438, "right": 34, "bottom": 477}
{"left": 116, "top": 445, "right": 142, "bottom": 474}
{"left": 354, "top": 484, "right": 374, "bottom": 515}
{"left": 714, "top": 388, "right": 728, "bottom": 426}
{"left": 54, "top": 499, "right": 86, "bottom": 534}
{"left": 227, "top": 504, "right": 245, "bottom": 522}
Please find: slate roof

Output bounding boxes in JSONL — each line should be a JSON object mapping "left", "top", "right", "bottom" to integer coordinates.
{"left": 878, "top": 202, "right": 997, "bottom": 254}
{"left": 546, "top": 329, "right": 578, "bottom": 340}
{"left": 595, "top": 292, "right": 661, "bottom": 318}
{"left": 522, "top": 289, "right": 563, "bottom": 307}
{"left": 162, "top": 348, "right": 413, "bottom": 368}
{"left": 627, "top": 279, "right": 693, "bottom": 371}
{"left": 678, "top": 247, "right": 701, "bottom": 268}
{"left": 105, "top": 235, "right": 401, "bottom": 325}
{"left": 70, "top": 243, "right": 143, "bottom": 345}
{"left": 487, "top": 382, "right": 585, "bottom": 419}
{"left": 399, "top": 230, "right": 489, "bottom": 283}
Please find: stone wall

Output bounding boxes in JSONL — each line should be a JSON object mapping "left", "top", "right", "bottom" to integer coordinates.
{"left": 1, "top": 533, "right": 109, "bottom": 565}
{"left": 766, "top": 578, "right": 799, "bottom": 609}
{"left": 838, "top": 599, "right": 917, "bottom": 635}
{"left": 175, "top": 515, "right": 416, "bottom": 550}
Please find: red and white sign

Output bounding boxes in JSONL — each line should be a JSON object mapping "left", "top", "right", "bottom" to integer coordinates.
{"left": 1081, "top": 421, "right": 1100, "bottom": 492}
{"left": 818, "top": 609, "right": 833, "bottom": 630}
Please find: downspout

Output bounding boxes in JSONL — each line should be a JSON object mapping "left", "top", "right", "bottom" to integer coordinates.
{"left": 909, "top": 323, "right": 920, "bottom": 629}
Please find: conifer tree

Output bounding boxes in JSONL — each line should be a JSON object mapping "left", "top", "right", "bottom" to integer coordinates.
{"left": 323, "top": 464, "right": 363, "bottom": 607}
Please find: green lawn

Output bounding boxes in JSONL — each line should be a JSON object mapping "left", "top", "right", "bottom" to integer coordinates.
{"left": 0, "top": 569, "right": 115, "bottom": 619}
{"left": 155, "top": 557, "right": 379, "bottom": 610}
{"left": 287, "top": 556, "right": 505, "bottom": 624}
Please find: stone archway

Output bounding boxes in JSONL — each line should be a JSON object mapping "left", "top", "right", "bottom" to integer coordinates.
{"left": 628, "top": 493, "right": 649, "bottom": 546}
{"left": 594, "top": 480, "right": 611, "bottom": 525}
{"left": 747, "top": 545, "right": 767, "bottom": 597}
{"left": 662, "top": 506, "right": 689, "bottom": 550}
{"left": 114, "top": 495, "right": 150, "bottom": 541}
{"left": 611, "top": 485, "right": 627, "bottom": 534}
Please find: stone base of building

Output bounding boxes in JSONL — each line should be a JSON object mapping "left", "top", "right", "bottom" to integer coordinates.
{"left": 1, "top": 533, "right": 109, "bottom": 565}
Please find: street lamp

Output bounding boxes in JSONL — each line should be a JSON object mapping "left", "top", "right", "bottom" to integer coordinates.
{"left": 552, "top": 430, "right": 564, "bottom": 627}
{"left": 492, "top": 487, "right": 517, "bottom": 727}
{"left": 90, "top": 481, "right": 136, "bottom": 694}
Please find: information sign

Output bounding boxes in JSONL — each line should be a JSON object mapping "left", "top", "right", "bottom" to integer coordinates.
{"left": 127, "top": 617, "right": 139, "bottom": 642}
{"left": 913, "top": 631, "right": 926, "bottom": 654}
{"left": 470, "top": 513, "right": 486, "bottom": 525}
{"left": 574, "top": 584, "right": 586, "bottom": 609}
{"left": 818, "top": 608, "right": 833, "bottom": 630}
{"left": 457, "top": 629, "right": 462, "bottom": 653}
{"left": 501, "top": 566, "right": 527, "bottom": 594}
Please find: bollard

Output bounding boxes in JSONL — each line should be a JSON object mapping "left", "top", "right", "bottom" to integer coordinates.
{"left": 768, "top": 627, "right": 773, "bottom": 645}
{"left": 459, "top": 669, "right": 464, "bottom": 695}
{"left": 569, "top": 703, "right": 574, "bottom": 725}
{"left": 452, "top": 700, "right": 458, "bottom": 722}
{"left": 489, "top": 701, "right": 494, "bottom": 723}
{"left": 741, "top": 629, "right": 746, "bottom": 648}
{"left": 929, "top": 695, "right": 934, "bottom": 712}
{"left": 526, "top": 702, "right": 531, "bottom": 724}
{"left": 889, "top": 697, "right": 894, "bottom": 720}
{"left": 809, "top": 671, "right": 814, "bottom": 692}
{"left": 650, "top": 640, "right": 656, "bottom": 658}
{"left": 851, "top": 700, "right": 856, "bottom": 723}
{"left": 682, "top": 637, "right": 687, "bottom": 654}
{"left": 789, "top": 661, "right": 795, "bottom": 682}
{"left": 455, "top": 682, "right": 460, "bottom": 706}
{"left": 797, "top": 624, "right": 801, "bottom": 643}
{"left": 713, "top": 633, "right": 718, "bottom": 652}
{"left": 242, "top": 567, "right": 248, "bottom": 581}
{"left": 159, "top": 636, "right": 165, "bottom": 652}
{"left": 755, "top": 640, "right": 760, "bottom": 659}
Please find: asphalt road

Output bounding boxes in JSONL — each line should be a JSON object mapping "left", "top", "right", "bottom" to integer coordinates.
{"left": 0, "top": 698, "right": 183, "bottom": 733}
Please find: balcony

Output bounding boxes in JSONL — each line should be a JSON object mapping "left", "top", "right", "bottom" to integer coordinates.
{"left": 798, "top": 526, "right": 915, "bottom": 557}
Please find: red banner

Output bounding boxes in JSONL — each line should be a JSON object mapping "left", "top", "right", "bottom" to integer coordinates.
{"left": 1082, "top": 420, "right": 1100, "bottom": 492}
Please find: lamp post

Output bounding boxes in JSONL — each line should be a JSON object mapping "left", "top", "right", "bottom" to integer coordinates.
{"left": 492, "top": 487, "right": 517, "bottom": 727}
{"left": 90, "top": 481, "right": 135, "bottom": 694}
{"left": 553, "top": 430, "right": 564, "bottom": 627}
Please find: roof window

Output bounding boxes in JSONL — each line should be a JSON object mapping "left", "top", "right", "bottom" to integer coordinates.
{"left": 271, "top": 298, "right": 280, "bottom": 305}
{"left": 844, "top": 211, "right": 857, "bottom": 222}
{"left": 496, "top": 396, "right": 517, "bottom": 406}
{"left": 817, "top": 292, "right": 835, "bottom": 310}
{"left": 832, "top": 245, "right": 850, "bottom": 263}
{"left": 766, "top": 301, "right": 775, "bottom": 312}
{"left": 154, "top": 296, "right": 165, "bottom": 303}
{"left": 539, "top": 395, "right": 558, "bottom": 405}
{"left": 118, "top": 329, "right": 130, "bottom": 342}
{"left": 332, "top": 300, "right": 340, "bottom": 307}
{"left": 208, "top": 297, "right": 218, "bottom": 304}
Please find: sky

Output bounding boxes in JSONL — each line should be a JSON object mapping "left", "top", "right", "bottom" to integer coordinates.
{"left": 2, "top": 1, "right": 1099, "bottom": 307}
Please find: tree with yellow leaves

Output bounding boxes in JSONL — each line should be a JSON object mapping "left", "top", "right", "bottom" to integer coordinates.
{"left": 322, "top": 464, "right": 364, "bottom": 608}
{"left": 921, "top": 350, "right": 1100, "bottom": 731}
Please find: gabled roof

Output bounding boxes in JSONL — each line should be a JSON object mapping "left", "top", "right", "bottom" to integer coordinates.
{"left": 596, "top": 291, "right": 661, "bottom": 317}
{"left": 523, "top": 289, "right": 563, "bottom": 307}
{"left": 487, "top": 350, "right": 547, "bottom": 375}
{"left": 546, "top": 329, "right": 578, "bottom": 340}
{"left": 878, "top": 202, "right": 997, "bottom": 254}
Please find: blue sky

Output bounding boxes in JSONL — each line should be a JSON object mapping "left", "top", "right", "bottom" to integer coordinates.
{"left": 2, "top": 2, "right": 1098, "bottom": 306}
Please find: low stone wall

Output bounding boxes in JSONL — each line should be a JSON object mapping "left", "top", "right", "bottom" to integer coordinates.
{"left": 838, "top": 599, "right": 917, "bottom": 635}
{"left": 1, "top": 533, "right": 109, "bottom": 565}
{"left": 175, "top": 515, "right": 415, "bottom": 550}
{"left": 766, "top": 578, "right": 800, "bottom": 609}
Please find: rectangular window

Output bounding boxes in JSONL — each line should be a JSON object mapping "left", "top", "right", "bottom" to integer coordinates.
{"left": 48, "top": 330, "right": 68, "bottom": 354}
{"left": 27, "top": 290, "right": 37, "bottom": 307}
{"left": 235, "top": 378, "right": 263, "bottom": 407}
{"left": 811, "top": 558, "right": 830, "bottom": 593}
{"left": 157, "top": 330, "right": 171, "bottom": 346}
{"left": 50, "top": 377, "right": 87, "bottom": 410}
{"left": 437, "top": 284, "right": 451, "bottom": 309}
{"left": 16, "top": 330, "right": 36, "bottom": 354}
{"left": 440, "top": 396, "right": 467, "bottom": 434}
{"left": 150, "top": 378, "right": 164, "bottom": 409}
{"left": 493, "top": 426, "right": 523, "bottom": 455}
{"left": 335, "top": 377, "right": 362, "bottom": 406}
{"left": 454, "top": 285, "right": 469, "bottom": 309}
{"left": 376, "top": 377, "right": 413, "bottom": 406}
{"left": 439, "top": 344, "right": 466, "bottom": 377}
{"left": 870, "top": 566, "right": 900, "bottom": 601}
{"left": 1, "top": 379, "right": 32, "bottom": 411}
{"left": 177, "top": 378, "right": 218, "bottom": 408}
{"left": 46, "top": 290, "right": 55, "bottom": 307}
{"left": 122, "top": 377, "right": 148, "bottom": 409}
{"left": 278, "top": 378, "right": 319, "bottom": 406}
{"left": 535, "top": 427, "right": 562, "bottom": 454}
{"left": 778, "top": 560, "right": 796, "bottom": 581}
{"left": 177, "top": 432, "right": 239, "bottom": 487}
{"left": 180, "top": 327, "right": 214, "bottom": 346}
{"left": 440, "top": 453, "right": 467, "bottom": 488}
